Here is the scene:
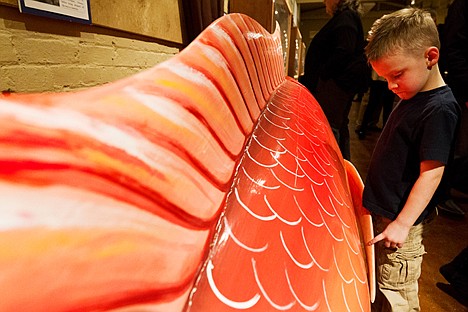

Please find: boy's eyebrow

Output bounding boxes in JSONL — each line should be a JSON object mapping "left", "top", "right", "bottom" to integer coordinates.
{"left": 389, "top": 69, "right": 403, "bottom": 75}
{"left": 374, "top": 67, "right": 402, "bottom": 80}
{"left": 383, "top": 66, "right": 404, "bottom": 76}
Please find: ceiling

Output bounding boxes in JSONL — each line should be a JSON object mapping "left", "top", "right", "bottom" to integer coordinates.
{"left": 298, "top": 0, "right": 452, "bottom": 23}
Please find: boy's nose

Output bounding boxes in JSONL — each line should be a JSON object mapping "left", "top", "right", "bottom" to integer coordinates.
{"left": 388, "top": 81, "right": 398, "bottom": 90}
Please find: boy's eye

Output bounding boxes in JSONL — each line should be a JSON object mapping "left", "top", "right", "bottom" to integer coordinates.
{"left": 393, "top": 72, "right": 402, "bottom": 79}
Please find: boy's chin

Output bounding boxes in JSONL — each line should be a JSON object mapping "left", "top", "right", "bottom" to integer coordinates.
{"left": 396, "top": 92, "right": 415, "bottom": 100}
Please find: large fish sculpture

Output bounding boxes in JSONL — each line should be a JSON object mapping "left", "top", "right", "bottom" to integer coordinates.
{"left": 0, "top": 13, "right": 374, "bottom": 311}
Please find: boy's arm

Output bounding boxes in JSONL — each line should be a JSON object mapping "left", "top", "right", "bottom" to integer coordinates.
{"left": 367, "top": 160, "right": 445, "bottom": 248}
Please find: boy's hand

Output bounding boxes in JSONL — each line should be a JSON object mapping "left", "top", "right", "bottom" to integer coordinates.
{"left": 367, "top": 220, "right": 411, "bottom": 249}
{"left": 367, "top": 161, "right": 445, "bottom": 249}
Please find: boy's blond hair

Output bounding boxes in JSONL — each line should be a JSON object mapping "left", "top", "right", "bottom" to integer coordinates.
{"left": 365, "top": 8, "right": 440, "bottom": 61}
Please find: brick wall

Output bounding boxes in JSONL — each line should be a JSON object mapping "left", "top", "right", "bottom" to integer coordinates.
{"left": 0, "top": 5, "right": 179, "bottom": 93}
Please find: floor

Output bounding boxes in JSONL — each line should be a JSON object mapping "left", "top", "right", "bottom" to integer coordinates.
{"left": 348, "top": 97, "right": 468, "bottom": 312}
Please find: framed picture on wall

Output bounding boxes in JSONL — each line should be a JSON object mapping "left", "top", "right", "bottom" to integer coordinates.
{"left": 18, "top": 0, "right": 91, "bottom": 24}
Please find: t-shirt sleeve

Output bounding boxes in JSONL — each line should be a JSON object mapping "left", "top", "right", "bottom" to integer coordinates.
{"left": 420, "top": 104, "right": 459, "bottom": 163}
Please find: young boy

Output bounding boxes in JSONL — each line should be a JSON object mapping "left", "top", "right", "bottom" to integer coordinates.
{"left": 363, "top": 8, "right": 460, "bottom": 311}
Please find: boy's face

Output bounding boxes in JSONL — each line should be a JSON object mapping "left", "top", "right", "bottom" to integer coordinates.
{"left": 370, "top": 48, "right": 434, "bottom": 100}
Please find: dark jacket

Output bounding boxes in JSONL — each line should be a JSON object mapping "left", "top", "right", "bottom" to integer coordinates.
{"left": 300, "top": 8, "right": 369, "bottom": 94}
{"left": 441, "top": 0, "right": 468, "bottom": 106}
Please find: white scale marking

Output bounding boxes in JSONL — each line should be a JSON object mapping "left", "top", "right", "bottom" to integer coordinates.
{"left": 332, "top": 177, "right": 352, "bottom": 205}
{"left": 301, "top": 226, "right": 329, "bottom": 272}
{"left": 259, "top": 122, "right": 286, "bottom": 141}
{"left": 312, "top": 153, "right": 334, "bottom": 178}
{"left": 296, "top": 148, "right": 328, "bottom": 177}
{"left": 280, "top": 230, "right": 314, "bottom": 269}
{"left": 318, "top": 208, "right": 344, "bottom": 242}
{"left": 269, "top": 167, "right": 305, "bottom": 192}
{"left": 353, "top": 279, "right": 366, "bottom": 312}
{"left": 235, "top": 187, "right": 275, "bottom": 221}
{"left": 224, "top": 218, "right": 268, "bottom": 252}
{"left": 296, "top": 159, "right": 325, "bottom": 186}
{"left": 241, "top": 167, "right": 280, "bottom": 190}
{"left": 251, "top": 258, "right": 296, "bottom": 310}
{"left": 269, "top": 100, "right": 292, "bottom": 114}
{"left": 285, "top": 266, "right": 320, "bottom": 311}
{"left": 263, "top": 113, "right": 289, "bottom": 130}
{"left": 323, "top": 279, "right": 333, "bottom": 312}
{"left": 266, "top": 106, "right": 290, "bottom": 120}
{"left": 343, "top": 226, "right": 360, "bottom": 255}
{"left": 329, "top": 196, "right": 351, "bottom": 229}
{"left": 332, "top": 245, "right": 354, "bottom": 285}
{"left": 325, "top": 179, "right": 347, "bottom": 208}
{"left": 285, "top": 127, "right": 320, "bottom": 148}
{"left": 294, "top": 195, "right": 324, "bottom": 228}
{"left": 342, "top": 282, "right": 352, "bottom": 312}
{"left": 253, "top": 134, "right": 287, "bottom": 154}
{"left": 293, "top": 149, "right": 308, "bottom": 162}
{"left": 264, "top": 195, "right": 302, "bottom": 226}
{"left": 272, "top": 152, "right": 306, "bottom": 179}
{"left": 311, "top": 184, "right": 335, "bottom": 218}
{"left": 207, "top": 260, "right": 261, "bottom": 309}
{"left": 276, "top": 140, "right": 305, "bottom": 161}
{"left": 285, "top": 123, "right": 304, "bottom": 136}
{"left": 346, "top": 247, "right": 366, "bottom": 284}
{"left": 296, "top": 121, "right": 322, "bottom": 141}
{"left": 246, "top": 149, "right": 277, "bottom": 168}
{"left": 297, "top": 140, "right": 317, "bottom": 156}
{"left": 296, "top": 121, "right": 325, "bottom": 142}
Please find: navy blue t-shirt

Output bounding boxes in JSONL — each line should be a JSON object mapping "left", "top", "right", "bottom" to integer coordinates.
{"left": 363, "top": 86, "right": 460, "bottom": 224}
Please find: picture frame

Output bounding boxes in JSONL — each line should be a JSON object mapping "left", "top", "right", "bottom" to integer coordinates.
{"left": 18, "top": 0, "right": 91, "bottom": 24}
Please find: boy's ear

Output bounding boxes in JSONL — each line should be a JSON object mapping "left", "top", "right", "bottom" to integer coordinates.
{"left": 425, "top": 47, "right": 439, "bottom": 68}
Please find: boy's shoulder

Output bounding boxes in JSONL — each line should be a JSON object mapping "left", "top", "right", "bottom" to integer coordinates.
{"left": 410, "top": 85, "right": 455, "bottom": 102}
{"left": 410, "top": 85, "right": 460, "bottom": 115}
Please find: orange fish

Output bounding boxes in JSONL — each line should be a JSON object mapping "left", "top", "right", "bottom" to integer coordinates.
{"left": 0, "top": 13, "right": 373, "bottom": 311}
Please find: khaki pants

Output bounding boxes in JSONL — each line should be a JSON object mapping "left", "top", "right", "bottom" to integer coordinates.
{"left": 372, "top": 214, "right": 432, "bottom": 312}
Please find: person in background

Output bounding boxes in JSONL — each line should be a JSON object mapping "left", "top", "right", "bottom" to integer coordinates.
{"left": 299, "top": 0, "right": 370, "bottom": 160}
{"left": 437, "top": 0, "right": 468, "bottom": 301}
{"left": 440, "top": 245, "right": 468, "bottom": 300}
{"left": 437, "top": 0, "right": 468, "bottom": 217}
{"left": 363, "top": 8, "right": 460, "bottom": 311}
{"left": 356, "top": 69, "right": 395, "bottom": 139}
